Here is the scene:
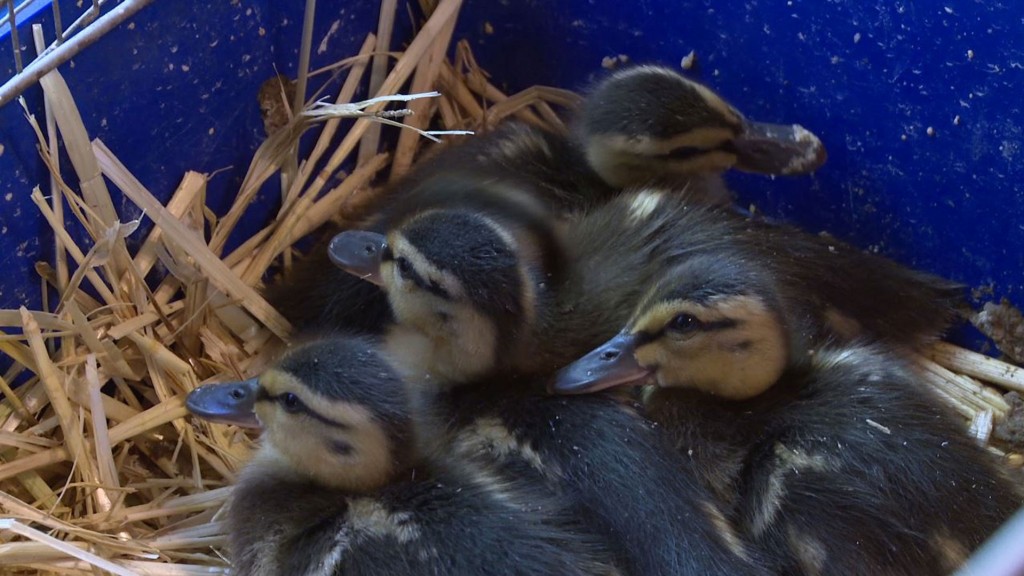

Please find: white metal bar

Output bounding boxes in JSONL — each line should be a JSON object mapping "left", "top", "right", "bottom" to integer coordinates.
{"left": 0, "top": 0, "right": 153, "bottom": 109}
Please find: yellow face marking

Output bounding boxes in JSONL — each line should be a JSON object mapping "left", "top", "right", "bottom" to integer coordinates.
{"left": 381, "top": 213, "right": 541, "bottom": 383}
{"left": 386, "top": 231, "right": 464, "bottom": 299}
{"left": 630, "top": 296, "right": 788, "bottom": 399}
{"left": 631, "top": 298, "right": 694, "bottom": 334}
{"left": 382, "top": 229, "right": 501, "bottom": 382}
{"left": 384, "top": 318, "right": 498, "bottom": 385}
{"left": 586, "top": 130, "right": 739, "bottom": 187}
{"left": 689, "top": 82, "right": 742, "bottom": 126}
{"left": 254, "top": 370, "right": 394, "bottom": 492}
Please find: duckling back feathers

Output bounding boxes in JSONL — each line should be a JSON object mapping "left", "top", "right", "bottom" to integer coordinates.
{"left": 230, "top": 464, "right": 621, "bottom": 576}
{"left": 405, "top": 372, "right": 772, "bottom": 576}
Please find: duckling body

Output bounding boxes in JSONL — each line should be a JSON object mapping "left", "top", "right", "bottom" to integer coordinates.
{"left": 646, "top": 343, "right": 1022, "bottom": 575}
{"left": 230, "top": 459, "right": 617, "bottom": 576}
{"left": 402, "top": 371, "right": 769, "bottom": 576}
{"left": 187, "top": 336, "right": 620, "bottom": 576}
{"left": 553, "top": 254, "right": 1021, "bottom": 575}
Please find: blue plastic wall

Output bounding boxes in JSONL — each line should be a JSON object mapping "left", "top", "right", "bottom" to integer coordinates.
{"left": 1, "top": 1, "right": 1021, "bottom": 345}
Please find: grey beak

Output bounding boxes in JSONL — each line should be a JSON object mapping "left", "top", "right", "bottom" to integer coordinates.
{"left": 731, "top": 120, "right": 827, "bottom": 175}
{"left": 550, "top": 331, "right": 653, "bottom": 395}
{"left": 328, "top": 230, "right": 388, "bottom": 286}
{"left": 186, "top": 378, "right": 261, "bottom": 428}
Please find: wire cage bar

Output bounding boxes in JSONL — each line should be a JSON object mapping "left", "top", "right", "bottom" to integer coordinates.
{"left": 0, "top": 0, "right": 153, "bottom": 108}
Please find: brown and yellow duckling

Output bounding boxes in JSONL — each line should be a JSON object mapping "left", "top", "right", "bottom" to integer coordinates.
{"left": 186, "top": 335, "right": 621, "bottom": 576}
{"left": 552, "top": 253, "right": 1022, "bottom": 575}
{"left": 577, "top": 64, "right": 826, "bottom": 193}
{"left": 264, "top": 131, "right": 584, "bottom": 336}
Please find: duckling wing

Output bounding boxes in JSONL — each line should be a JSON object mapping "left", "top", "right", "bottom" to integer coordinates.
{"left": 747, "top": 220, "right": 964, "bottom": 346}
{"left": 731, "top": 347, "right": 1021, "bottom": 575}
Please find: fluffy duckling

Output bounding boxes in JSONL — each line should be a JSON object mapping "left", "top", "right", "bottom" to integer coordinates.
{"left": 186, "top": 336, "right": 620, "bottom": 576}
{"left": 577, "top": 64, "right": 827, "bottom": 191}
{"left": 552, "top": 254, "right": 1023, "bottom": 575}
{"left": 264, "top": 123, "right": 590, "bottom": 336}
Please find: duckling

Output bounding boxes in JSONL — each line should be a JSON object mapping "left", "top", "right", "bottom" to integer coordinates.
{"left": 266, "top": 64, "right": 827, "bottom": 336}
{"left": 577, "top": 64, "right": 827, "bottom": 191}
{"left": 552, "top": 254, "right": 1023, "bottom": 575}
{"left": 186, "top": 335, "right": 621, "bottom": 576}
{"left": 263, "top": 124, "right": 593, "bottom": 336}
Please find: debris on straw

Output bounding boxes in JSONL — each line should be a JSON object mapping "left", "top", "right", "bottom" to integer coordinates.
{"left": 972, "top": 299, "right": 1024, "bottom": 365}
{"left": 0, "top": 0, "right": 1021, "bottom": 573}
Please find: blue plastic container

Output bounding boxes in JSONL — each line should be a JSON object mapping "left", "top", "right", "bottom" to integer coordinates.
{"left": 1, "top": 0, "right": 1022, "bottom": 347}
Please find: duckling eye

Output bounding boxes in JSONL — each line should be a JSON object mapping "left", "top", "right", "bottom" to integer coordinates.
{"left": 281, "top": 392, "right": 302, "bottom": 413}
{"left": 396, "top": 257, "right": 413, "bottom": 277}
{"left": 668, "top": 313, "right": 702, "bottom": 333}
{"left": 472, "top": 246, "right": 498, "bottom": 259}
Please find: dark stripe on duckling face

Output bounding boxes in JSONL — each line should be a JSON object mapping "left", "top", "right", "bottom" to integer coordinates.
{"left": 661, "top": 139, "right": 742, "bottom": 161}
{"left": 252, "top": 337, "right": 416, "bottom": 491}
{"left": 255, "top": 387, "right": 354, "bottom": 430}
{"left": 395, "top": 255, "right": 452, "bottom": 301}
{"left": 271, "top": 337, "right": 414, "bottom": 449}
{"left": 399, "top": 210, "right": 525, "bottom": 322}
{"left": 382, "top": 242, "right": 453, "bottom": 300}
{"left": 633, "top": 313, "right": 741, "bottom": 347}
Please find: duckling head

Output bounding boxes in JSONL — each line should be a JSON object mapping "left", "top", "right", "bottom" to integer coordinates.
{"left": 331, "top": 208, "right": 552, "bottom": 384}
{"left": 579, "top": 65, "right": 827, "bottom": 188}
{"left": 187, "top": 336, "right": 414, "bottom": 492}
{"left": 552, "top": 254, "right": 792, "bottom": 400}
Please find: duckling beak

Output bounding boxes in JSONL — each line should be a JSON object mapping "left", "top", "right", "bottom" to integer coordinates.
{"left": 550, "top": 331, "right": 653, "bottom": 395}
{"left": 186, "top": 378, "right": 261, "bottom": 428}
{"left": 732, "top": 121, "right": 827, "bottom": 175}
{"left": 328, "top": 230, "right": 388, "bottom": 286}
